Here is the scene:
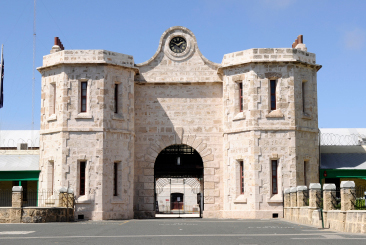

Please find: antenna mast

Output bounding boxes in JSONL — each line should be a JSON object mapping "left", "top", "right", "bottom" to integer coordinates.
{"left": 31, "top": 0, "right": 36, "bottom": 148}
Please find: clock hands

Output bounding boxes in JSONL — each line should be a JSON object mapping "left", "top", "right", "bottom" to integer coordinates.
{"left": 169, "top": 38, "right": 186, "bottom": 53}
{"left": 171, "top": 41, "right": 184, "bottom": 47}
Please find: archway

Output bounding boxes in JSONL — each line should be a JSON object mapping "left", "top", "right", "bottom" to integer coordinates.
{"left": 154, "top": 144, "right": 204, "bottom": 218}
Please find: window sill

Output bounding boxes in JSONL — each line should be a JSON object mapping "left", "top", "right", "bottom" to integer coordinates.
{"left": 112, "top": 113, "right": 125, "bottom": 121}
{"left": 302, "top": 113, "right": 312, "bottom": 120}
{"left": 76, "top": 195, "right": 92, "bottom": 204}
{"left": 47, "top": 114, "right": 57, "bottom": 122}
{"left": 111, "top": 196, "right": 125, "bottom": 204}
{"left": 233, "top": 195, "right": 247, "bottom": 204}
{"left": 233, "top": 112, "right": 246, "bottom": 121}
{"left": 268, "top": 194, "right": 283, "bottom": 203}
{"left": 266, "top": 109, "right": 284, "bottom": 118}
{"left": 75, "top": 113, "right": 93, "bottom": 119}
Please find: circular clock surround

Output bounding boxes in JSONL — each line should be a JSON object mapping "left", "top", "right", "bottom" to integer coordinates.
{"left": 165, "top": 33, "right": 195, "bottom": 61}
{"left": 169, "top": 36, "right": 187, "bottom": 53}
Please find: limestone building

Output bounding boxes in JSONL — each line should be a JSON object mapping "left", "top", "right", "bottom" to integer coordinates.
{"left": 36, "top": 26, "right": 321, "bottom": 220}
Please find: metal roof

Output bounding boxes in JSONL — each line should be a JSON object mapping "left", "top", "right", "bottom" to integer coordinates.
{"left": 0, "top": 130, "right": 40, "bottom": 148}
{"left": 0, "top": 155, "right": 39, "bottom": 171}
{"left": 321, "top": 153, "right": 366, "bottom": 170}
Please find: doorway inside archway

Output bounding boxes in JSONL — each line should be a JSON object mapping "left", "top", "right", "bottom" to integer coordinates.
{"left": 154, "top": 144, "right": 203, "bottom": 218}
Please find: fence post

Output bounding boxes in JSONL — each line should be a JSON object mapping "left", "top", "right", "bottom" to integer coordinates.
{"left": 297, "top": 186, "right": 307, "bottom": 207}
{"left": 59, "top": 187, "right": 67, "bottom": 208}
{"left": 290, "top": 187, "right": 297, "bottom": 207}
{"left": 341, "top": 181, "right": 355, "bottom": 211}
{"left": 12, "top": 186, "right": 23, "bottom": 208}
{"left": 67, "top": 188, "right": 74, "bottom": 221}
{"left": 323, "top": 184, "right": 336, "bottom": 211}
{"left": 11, "top": 186, "right": 23, "bottom": 223}
{"left": 309, "top": 183, "right": 321, "bottom": 208}
{"left": 284, "top": 188, "right": 291, "bottom": 208}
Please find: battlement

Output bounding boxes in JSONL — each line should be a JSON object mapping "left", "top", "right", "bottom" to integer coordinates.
{"left": 221, "top": 48, "right": 318, "bottom": 68}
{"left": 38, "top": 50, "right": 135, "bottom": 71}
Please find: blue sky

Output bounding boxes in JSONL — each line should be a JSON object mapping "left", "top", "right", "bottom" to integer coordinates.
{"left": 0, "top": 0, "right": 365, "bottom": 130}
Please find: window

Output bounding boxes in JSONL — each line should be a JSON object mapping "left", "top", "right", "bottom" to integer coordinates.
{"left": 240, "top": 161, "right": 244, "bottom": 194}
{"left": 114, "top": 84, "right": 118, "bottom": 114}
{"left": 270, "top": 80, "right": 276, "bottom": 110}
{"left": 271, "top": 160, "right": 278, "bottom": 194}
{"left": 81, "top": 82, "right": 87, "bottom": 112}
{"left": 49, "top": 161, "right": 54, "bottom": 193}
{"left": 113, "top": 162, "right": 118, "bottom": 196}
{"left": 50, "top": 83, "right": 56, "bottom": 115}
{"left": 302, "top": 82, "right": 306, "bottom": 113}
{"left": 79, "top": 161, "right": 86, "bottom": 196}
{"left": 239, "top": 83, "right": 243, "bottom": 112}
{"left": 304, "top": 161, "right": 308, "bottom": 186}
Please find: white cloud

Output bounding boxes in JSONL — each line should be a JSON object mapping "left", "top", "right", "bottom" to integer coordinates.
{"left": 343, "top": 28, "right": 366, "bottom": 50}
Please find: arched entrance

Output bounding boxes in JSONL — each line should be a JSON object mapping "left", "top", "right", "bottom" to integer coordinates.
{"left": 154, "top": 144, "right": 204, "bottom": 217}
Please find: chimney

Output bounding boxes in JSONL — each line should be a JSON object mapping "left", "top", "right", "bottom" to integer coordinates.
{"left": 50, "top": 37, "right": 65, "bottom": 53}
{"left": 292, "top": 35, "right": 306, "bottom": 51}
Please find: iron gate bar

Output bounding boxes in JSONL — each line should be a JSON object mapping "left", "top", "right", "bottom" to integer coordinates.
{"left": 154, "top": 144, "right": 203, "bottom": 178}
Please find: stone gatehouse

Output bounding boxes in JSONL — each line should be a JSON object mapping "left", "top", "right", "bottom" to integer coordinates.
{"left": 37, "top": 26, "right": 321, "bottom": 220}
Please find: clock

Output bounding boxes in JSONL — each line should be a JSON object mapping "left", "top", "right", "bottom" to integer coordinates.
{"left": 169, "top": 36, "right": 187, "bottom": 53}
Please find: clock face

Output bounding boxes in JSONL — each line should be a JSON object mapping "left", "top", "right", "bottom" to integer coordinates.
{"left": 169, "top": 37, "right": 187, "bottom": 53}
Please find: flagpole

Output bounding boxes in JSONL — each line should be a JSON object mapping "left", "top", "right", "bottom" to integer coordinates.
{"left": 31, "top": 0, "right": 36, "bottom": 149}
{"left": 0, "top": 44, "right": 3, "bottom": 147}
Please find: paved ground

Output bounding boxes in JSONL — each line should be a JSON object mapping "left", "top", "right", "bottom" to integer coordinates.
{"left": 0, "top": 218, "right": 366, "bottom": 245}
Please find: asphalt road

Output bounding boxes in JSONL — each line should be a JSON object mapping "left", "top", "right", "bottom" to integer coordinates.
{"left": 0, "top": 218, "right": 366, "bottom": 245}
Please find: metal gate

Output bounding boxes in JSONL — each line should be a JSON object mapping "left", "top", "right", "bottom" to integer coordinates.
{"left": 155, "top": 177, "right": 203, "bottom": 217}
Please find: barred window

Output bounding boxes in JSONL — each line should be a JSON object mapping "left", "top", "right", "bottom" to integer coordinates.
{"left": 240, "top": 161, "right": 244, "bottom": 194}
{"left": 270, "top": 80, "right": 276, "bottom": 110}
{"left": 80, "top": 161, "right": 86, "bottom": 196}
{"left": 81, "top": 82, "right": 87, "bottom": 112}
{"left": 272, "top": 160, "right": 278, "bottom": 194}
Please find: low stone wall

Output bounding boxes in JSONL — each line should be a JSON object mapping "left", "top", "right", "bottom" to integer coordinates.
{"left": 345, "top": 211, "right": 366, "bottom": 233}
{"left": 284, "top": 182, "right": 366, "bottom": 234}
{"left": 0, "top": 207, "right": 74, "bottom": 223}
{"left": 324, "top": 210, "right": 346, "bottom": 232}
{"left": 22, "top": 207, "right": 74, "bottom": 223}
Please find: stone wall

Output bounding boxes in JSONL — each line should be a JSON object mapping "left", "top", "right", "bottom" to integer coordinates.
{"left": 36, "top": 26, "right": 323, "bottom": 220}
{"left": 134, "top": 82, "right": 223, "bottom": 218}
{"left": 133, "top": 27, "right": 224, "bottom": 219}
{"left": 0, "top": 207, "right": 73, "bottom": 223}
{"left": 38, "top": 52, "right": 136, "bottom": 220}
{"left": 221, "top": 61, "right": 319, "bottom": 218}
{"left": 284, "top": 182, "right": 366, "bottom": 234}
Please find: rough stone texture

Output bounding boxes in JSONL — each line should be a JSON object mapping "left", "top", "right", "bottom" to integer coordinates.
{"left": 37, "top": 26, "right": 322, "bottom": 220}
{"left": 290, "top": 191, "right": 297, "bottom": 208}
{"left": 341, "top": 181, "right": 356, "bottom": 211}
{"left": 345, "top": 211, "right": 366, "bottom": 233}
{"left": 325, "top": 210, "right": 347, "bottom": 231}
{"left": 309, "top": 189, "right": 321, "bottom": 208}
{"left": 323, "top": 184, "right": 336, "bottom": 211}
{"left": 341, "top": 185, "right": 356, "bottom": 212}
{"left": 12, "top": 191, "right": 22, "bottom": 209}
{"left": 222, "top": 54, "right": 319, "bottom": 218}
{"left": 297, "top": 190, "right": 306, "bottom": 207}
{"left": 284, "top": 191, "right": 290, "bottom": 208}
{"left": 284, "top": 185, "right": 366, "bottom": 234}
{"left": 38, "top": 53, "right": 136, "bottom": 221}
{"left": 0, "top": 207, "right": 73, "bottom": 223}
